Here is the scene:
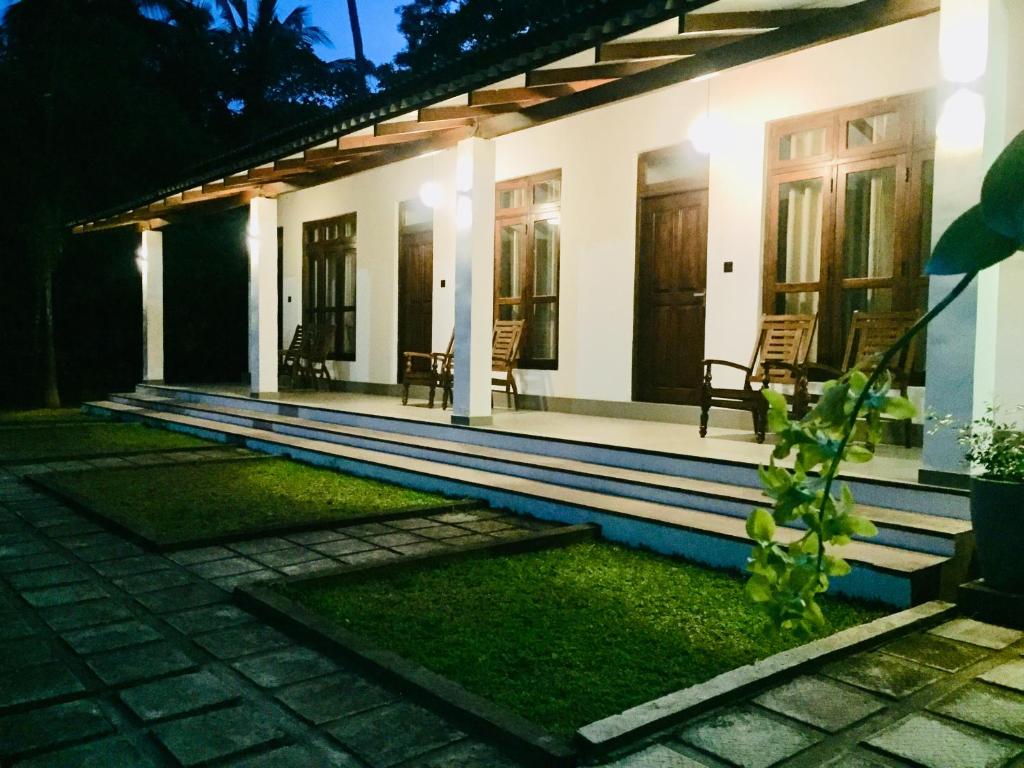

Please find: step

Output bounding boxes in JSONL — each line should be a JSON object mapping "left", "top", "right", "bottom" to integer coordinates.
{"left": 87, "top": 400, "right": 960, "bottom": 608}
{"left": 109, "top": 392, "right": 972, "bottom": 558}
{"left": 132, "top": 383, "right": 970, "bottom": 520}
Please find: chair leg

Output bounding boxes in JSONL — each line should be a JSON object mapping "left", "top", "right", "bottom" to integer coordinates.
{"left": 752, "top": 402, "right": 767, "bottom": 444}
{"left": 699, "top": 390, "right": 710, "bottom": 438}
{"left": 427, "top": 383, "right": 436, "bottom": 409}
{"left": 510, "top": 375, "right": 518, "bottom": 411}
{"left": 402, "top": 382, "right": 410, "bottom": 406}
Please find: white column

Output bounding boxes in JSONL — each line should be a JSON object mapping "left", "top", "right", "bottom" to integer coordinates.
{"left": 139, "top": 229, "right": 164, "bottom": 383}
{"left": 451, "top": 137, "right": 496, "bottom": 426}
{"left": 922, "top": 0, "right": 1024, "bottom": 482}
{"left": 248, "top": 196, "right": 279, "bottom": 397}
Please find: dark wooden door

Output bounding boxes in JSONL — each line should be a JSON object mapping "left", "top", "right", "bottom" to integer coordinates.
{"left": 634, "top": 189, "right": 708, "bottom": 405}
{"left": 397, "top": 228, "right": 434, "bottom": 379}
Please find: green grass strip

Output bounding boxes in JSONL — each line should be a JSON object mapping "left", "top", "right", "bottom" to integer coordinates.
{"left": 0, "top": 409, "right": 102, "bottom": 425}
{"left": 0, "top": 423, "right": 213, "bottom": 462}
{"left": 53, "top": 458, "right": 448, "bottom": 540}
{"left": 280, "top": 541, "right": 885, "bottom": 736}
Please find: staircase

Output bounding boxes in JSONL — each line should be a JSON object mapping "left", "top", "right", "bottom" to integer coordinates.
{"left": 85, "top": 384, "right": 973, "bottom": 608}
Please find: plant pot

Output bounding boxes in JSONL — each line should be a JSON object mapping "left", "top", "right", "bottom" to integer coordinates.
{"left": 971, "top": 476, "right": 1024, "bottom": 594}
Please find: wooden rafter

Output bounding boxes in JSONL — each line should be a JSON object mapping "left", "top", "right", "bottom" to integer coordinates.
{"left": 526, "top": 58, "right": 679, "bottom": 87}
{"left": 469, "top": 80, "right": 614, "bottom": 106}
{"left": 374, "top": 116, "right": 476, "bottom": 136}
{"left": 682, "top": 9, "right": 827, "bottom": 33}
{"left": 598, "top": 31, "right": 764, "bottom": 62}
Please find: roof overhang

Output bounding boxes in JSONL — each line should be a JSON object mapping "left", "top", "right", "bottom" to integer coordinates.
{"left": 72, "top": 0, "right": 939, "bottom": 235}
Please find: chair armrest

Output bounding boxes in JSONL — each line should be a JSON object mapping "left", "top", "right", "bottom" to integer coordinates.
{"left": 702, "top": 359, "right": 753, "bottom": 375}
{"left": 804, "top": 362, "right": 844, "bottom": 380}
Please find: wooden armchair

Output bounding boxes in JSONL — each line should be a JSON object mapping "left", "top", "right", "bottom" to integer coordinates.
{"left": 491, "top": 319, "right": 525, "bottom": 410}
{"left": 440, "top": 320, "right": 526, "bottom": 410}
{"left": 804, "top": 310, "right": 920, "bottom": 446}
{"left": 279, "top": 324, "right": 304, "bottom": 384}
{"left": 699, "top": 314, "right": 817, "bottom": 443}
{"left": 401, "top": 331, "right": 454, "bottom": 408}
{"left": 300, "top": 324, "right": 335, "bottom": 389}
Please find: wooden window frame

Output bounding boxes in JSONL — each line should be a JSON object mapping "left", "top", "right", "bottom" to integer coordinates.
{"left": 762, "top": 91, "right": 934, "bottom": 375}
{"left": 494, "top": 169, "right": 562, "bottom": 369}
{"left": 302, "top": 213, "right": 357, "bottom": 361}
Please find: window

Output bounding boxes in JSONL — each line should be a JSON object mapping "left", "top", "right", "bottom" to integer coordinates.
{"left": 302, "top": 214, "right": 356, "bottom": 360}
{"left": 495, "top": 171, "right": 561, "bottom": 368}
{"left": 763, "top": 93, "right": 934, "bottom": 375}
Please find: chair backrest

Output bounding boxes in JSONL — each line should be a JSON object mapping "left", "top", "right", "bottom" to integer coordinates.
{"left": 492, "top": 320, "right": 525, "bottom": 370}
{"left": 750, "top": 314, "right": 817, "bottom": 384}
{"left": 285, "top": 325, "right": 304, "bottom": 352}
{"left": 843, "top": 311, "right": 919, "bottom": 380}
{"left": 310, "top": 324, "right": 336, "bottom": 362}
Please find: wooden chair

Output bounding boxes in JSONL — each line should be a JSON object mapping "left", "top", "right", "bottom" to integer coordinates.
{"left": 491, "top": 319, "right": 525, "bottom": 410}
{"left": 699, "top": 314, "right": 817, "bottom": 443}
{"left": 300, "top": 324, "right": 335, "bottom": 389}
{"left": 803, "top": 310, "right": 920, "bottom": 446}
{"left": 279, "top": 324, "right": 304, "bottom": 385}
{"left": 401, "top": 331, "right": 453, "bottom": 408}
{"left": 440, "top": 320, "right": 526, "bottom": 410}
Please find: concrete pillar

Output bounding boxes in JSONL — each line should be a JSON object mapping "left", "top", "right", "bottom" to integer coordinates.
{"left": 248, "top": 196, "right": 279, "bottom": 397}
{"left": 139, "top": 229, "right": 164, "bottom": 383}
{"left": 451, "top": 137, "right": 496, "bottom": 426}
{"left": 921, "top": 0, "right": 1024, "bottom": 483}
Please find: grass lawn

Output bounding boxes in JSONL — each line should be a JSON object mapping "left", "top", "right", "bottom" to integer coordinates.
{"left": 0, "top": 408, "right": 102, "bottom": 426}
{"left": 279, "top": 541, "right": 886, "bottom": 736}
{"left": 52, "top": 458, "right": 449, "bottom": 540}
{"left": 0, "top": 422, "right": 214, "bottom": 462}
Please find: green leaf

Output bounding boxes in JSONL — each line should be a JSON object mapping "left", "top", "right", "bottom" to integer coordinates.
{"left": 824, "top": 555, "right": 851, "bottom": 577}
{"left": 745, "top": 575, "right": 773, "bottom": 602}
{"left": 844, "top": 444, "right": 874, "bottom": 463}
{"left": 762, "top": 388, "right": 787, "bottom": 414}
{"left": 746, "top": 508, "right": 776, "bottom": 542}
{"left": 883, "top": 397, "right": 917, "bottom": 420}
{"left": 844, "top": 515, "right": 878, "bottom": 537}
{"left": 981, "top": 130, "right": 1024, "bottom": 242}
{"left": 926, "top": 204, "right": 1019, "bottom": 276}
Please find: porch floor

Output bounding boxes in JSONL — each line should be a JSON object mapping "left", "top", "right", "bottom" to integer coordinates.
{"left": 177, "top": 383, "right": 926, "bottom": 486}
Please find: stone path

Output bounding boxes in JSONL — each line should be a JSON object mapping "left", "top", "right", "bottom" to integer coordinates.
{"left": 0, "top": 460, "right": 533, "bottom": 767}
{"left": 6, "top": 445, "right": 261, "bottom": 478}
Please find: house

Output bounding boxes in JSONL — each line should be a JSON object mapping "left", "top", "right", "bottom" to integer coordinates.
{"left": 73, "top": 0, "right": 1024, "bottom": 491}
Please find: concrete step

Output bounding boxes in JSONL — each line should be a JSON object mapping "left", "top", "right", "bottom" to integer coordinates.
{"left": 108, "top": 392, "right": 972, "bottom": 559}
{"left": 87, "top": 399, "right": 966, "bottom": 608}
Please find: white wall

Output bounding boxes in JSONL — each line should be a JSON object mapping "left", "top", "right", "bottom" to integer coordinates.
{"left": 277, "top": 15, "right": 941, "bottom": 400}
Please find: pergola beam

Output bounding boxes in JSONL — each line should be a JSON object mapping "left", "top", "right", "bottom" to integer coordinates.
{"left": 526, "top": 58, "right": 679, "bottom": 87}
{"left": 682, "top": 9, "right": 827, "bottom": 33}
{"left": 469, "top": 80, "right": 613, "bottom": 106}
{"left": 598, "top": 31, "right": 763, "bottom": 62}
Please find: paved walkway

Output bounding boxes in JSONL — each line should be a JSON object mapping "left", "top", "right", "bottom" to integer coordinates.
{"left": 3, "top": 450, "right": 1024, "bottom": 768}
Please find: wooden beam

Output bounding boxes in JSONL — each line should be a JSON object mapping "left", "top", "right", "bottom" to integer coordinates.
{"left": 374, "top": 116, "right": 476, "bottom": 137}
{"left": 483, "top": 0, "right": 939, "bottom": 138}
{"left": 683, "top": 9, "right": 827, "bottom": 33}
{"left": 526, "top": 59, "right": 679, "bottom": 87}
{"left": 470, "top": 80, "right": 614, "bottom": 106}
{"left": 419, "top": 103, "right": 528, "bottom": 121}
{"left": 339, "top": 126, "right": 472, "bottom": 151}
{"left": 598, "top": 32, "right": 763, "bottom": 62}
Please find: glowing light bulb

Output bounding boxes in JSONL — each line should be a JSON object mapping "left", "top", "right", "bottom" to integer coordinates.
{"left": 419, "top": 181, "right": 442, "bottom": 209}
{"left": 936, "top": 88, "right": 985, "bottom": 152}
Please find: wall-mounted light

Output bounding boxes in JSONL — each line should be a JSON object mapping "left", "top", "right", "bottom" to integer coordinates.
{"left": 936, "top": 87, "right": 986, "bottom": 152}
{"left": 419, "top": 181, "right": 443, "bottom": 209}
{"left": 134, "top": 247, "right": 146, "bottom": 275}
{"left": 689, "top": 112, "right": 728, "bottom": 156}
{"left": 939, "top": 0, "right": 988, "bottom": 84}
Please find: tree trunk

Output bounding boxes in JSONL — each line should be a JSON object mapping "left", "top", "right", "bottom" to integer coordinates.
{"left": 346, "top": 0, "right": 369, "bottom": 88}
{"left": 40, "top": 259, "right": 61, "bottom": 409}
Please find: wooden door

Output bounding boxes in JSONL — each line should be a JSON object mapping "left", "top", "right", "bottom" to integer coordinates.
{"left": 634, "top": 190, "right": 708, "bottom": 405}
{"left": 397, "top": 228, "right": 434, "bottom": 378}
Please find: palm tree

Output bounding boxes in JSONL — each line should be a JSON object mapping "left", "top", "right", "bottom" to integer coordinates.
{"left": 345, "top": 0, "right": 368, "bottom": 90}
{"left": 214, "top": 0, "right": 330, "bottom": 132}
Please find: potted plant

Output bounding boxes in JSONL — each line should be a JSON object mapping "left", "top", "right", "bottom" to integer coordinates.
{"left": 744, "top": 130, "right": 1024, "bottom": 636}
{"left": 960, "top": 408, "right": 1024, "bottom": 592}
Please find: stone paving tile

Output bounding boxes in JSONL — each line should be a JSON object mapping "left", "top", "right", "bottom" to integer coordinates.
{"left": 194, "top": 623, "right": 291, "bottom": 659}
{"left": 0, "top": 552, "right": 68, "bottom": 574}
{"left": 864, "top": 713, "right": 1021, "bottom": 768}
{"left": 0, "top": 699, "right": 114, "bottom": 759}
{"left": 678, "top": 706, "right": 821, "bottom": 768}
{"left": 91, "top": 555, "right": 170, "bottom": 578}
{"left": 928, "top": 618, "right": 1023, "bottom": 650}
{"left": 339, "top": 549, "right": 401, "bottom": 566}
{"left": 151, "top": 704, "right": 288, "bottom": 766}
{"left": 251, "top": 546, "right": 322, "bottom": 568}
{"left": 277, "top": 558, "right": 342, "bottom": 578}
{"left": 0, "top": 663, "right": 87, "bottom": 710}
{"left": 39, "top": 598, "right": 134, "bottom": 631}
{"left": 459, "top": 519, "right": 517, "bottom": 534}
{"left": 401, "top": 740, "right": 523, "bottom": 768}
{"left": 284, "top": 529, "right": 350, "bottom": 546}
{"left": 20, "top": 581, "right": 109, "bottom": 608}
{"left": 113, "top": 569, "right": 195, "bottom": 595}
{"left": 441, "top": 533, "right": 495, "bottom": 548}
{"left": 0, "top": 612, "right": 37, "bottom": 640}
{"left": 325, "top": 701, "right": 465, "bottom": 768}
{"left": 823, "top": 651, "right": 944, "bottom": 699}
{"left": 75, "top": 542, "right": 144, "bottom": 563}
{"left": 7, "top": 566, "right": 92, "bottom": 590}
{"left": 233, "top": 647, "right": 337, "bottom": 688}
{"left": 929, "top": 681, "right": 1024, "bottom": 739}
{"left": 363, "top": 531, "right": 424, "bottom": 548}
{"left": 882, "top": 633, "right": 989, "bottom": 672}
{"left": 119, "top": 670, "right": 240, "bottom": 722}
{"left": 86, "top": 640, "right": 198, "bottom": 686}
{"left": 229, "top": 537, "right": 295, "bottom": 556}
{"left": 62, "top": 620, "right": 163, "bottom": 655}
{"left": 212, "top": 569, "right": 278, "bottom": 591}
{"left": 55, "top": 532, "right": 123, "bottom": 551}
{"left": 311, "top": 538, "right": 376, "bottom": 557}
{"left": 599, "top": 744, "right": 707, "bottom": 768}
{"left": 223, "top": 743, "right": 359, "bottom": 767}
{"left": 163, "top": 603, "right": 253, "bottom": 635}
{"left": 0, "top": 639, "right": 59, "bottom": 671}
{"left": 0, "top": 541, "right": 52, "bottom": 560}
{"left": 754, "top": 675, "right": 886, "bottom": 732}
{"left": 339, "top": 522, "right": 392, "bottom": 537}
{"left": 979, "top": 658, "right": 1024, "bottom": 692}
{"left": 415, "top": 524, "right": 468, "bottom": 540}
{"left": 168, "top": 546, "right": 235, "bottom": 565}
{"left": 133, "top": 582, "right": 226, "bottom": 614}
{"left": 275, "top": 672, "right": 397, "bottom": 725}
{"left": 188, "top": 556, "right": 262, "bottom": 579}
{"left": 392, "top": 541, "right": 450, "bottom": 557}
{"left": 13, "top": 735, "right": 158, "bottom": 767}
{"left": 431, "top": 512, "right": 484, "bottom": 524}
{"left": 386, "top": 517, "right": 443, "bottom": 530}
